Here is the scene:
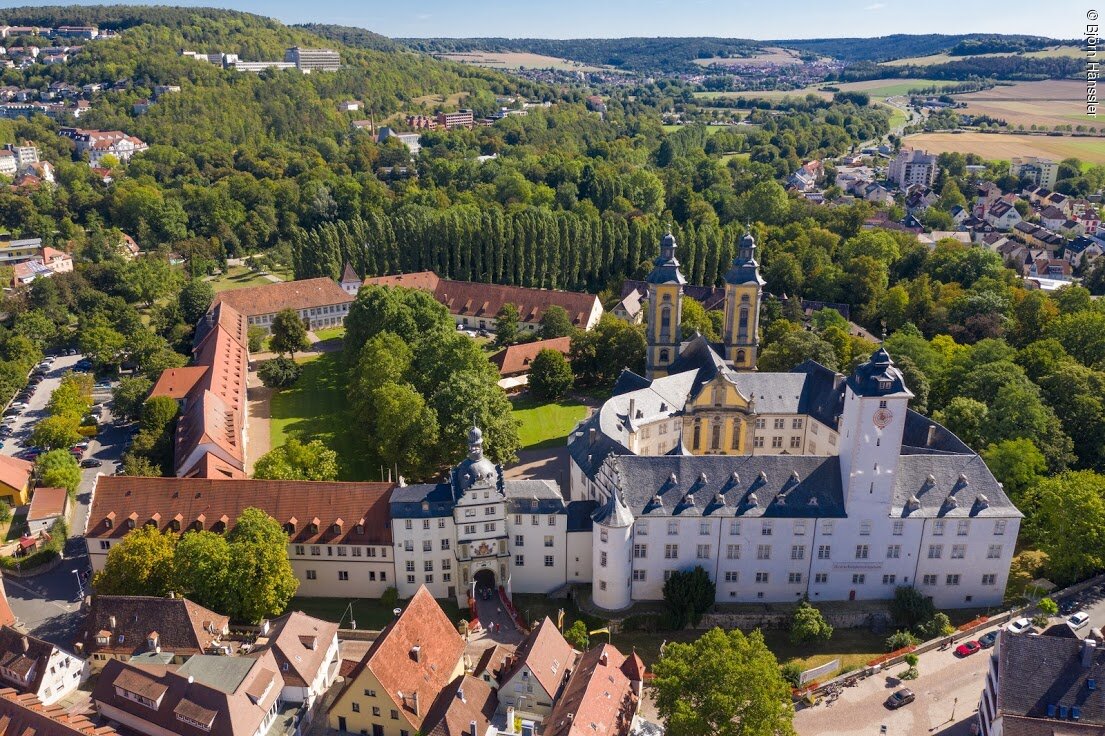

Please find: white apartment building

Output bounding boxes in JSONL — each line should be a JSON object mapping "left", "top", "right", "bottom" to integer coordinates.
{"left": 1010, "top": 156, "right": 1059, "bottom": 189}
{"left": 888, "top": 148, "right": 938, "bottom": 189}
{"left": 284, "top": 47, "right": 340, "bottom": 71}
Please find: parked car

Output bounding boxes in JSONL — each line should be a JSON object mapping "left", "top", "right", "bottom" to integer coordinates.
{"left": 955, "top": 641, "right": 981, "bottom": 657}
{"left": 1008, "top": 618, "right": 1033, "bottom": 634}
{"left": 885, "top": 689, "right": 915, "bottom": 709}
{"left": 1069, "top": 612, "right": 1091, "bottom": 630}
{"left": 978, "top": 631, "right": 999, "bottom": 648}
{"left": 9, "top": 402, "right": 27, "bottom": 410}
{"left": 80, "top": 458, "right": 102, "bottom": 468}
{"left": 1060, "top": 599, "right": 1079, "bottom": 616}
{"left": 72, "top": 441, "right": 90, "bottom": 450}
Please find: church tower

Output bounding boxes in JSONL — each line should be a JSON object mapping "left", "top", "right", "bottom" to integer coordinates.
{"left": 723, "top": 230, "right": 766, "bottom": 370}
{"left": 645, "top": 232, "right": 686, "bottom": 379}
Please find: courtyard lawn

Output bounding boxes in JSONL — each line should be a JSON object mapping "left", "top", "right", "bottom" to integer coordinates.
{"left": 206, "top": 266, "right": 276, "bottom": 292}
{"left": 313, "top": 326, "right": 346, "bottom": 342}
{"left": 510, "top": 396, "right": 588, "bottom": 450}
{"left": 269, "top": 352, "right": 375, "bottom": 481}
{"left": 289, "top": 596, "right": 464, "bottom": 631}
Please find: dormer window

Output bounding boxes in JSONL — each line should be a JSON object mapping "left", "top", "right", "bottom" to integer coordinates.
{"left": 879, "top": 381, "right": 891, "bottom": 390}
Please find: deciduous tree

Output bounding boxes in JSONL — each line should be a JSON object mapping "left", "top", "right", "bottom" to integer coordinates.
{"left": 225, "top": 508, "right": 299, "bottom": 622}
{"left": 270, "top": 308, "right": 309, "bottom": 358}
{"left": 528, "top": 349, "right": 574, "bottom": 400}
{"left": 93, "top": 525, "right": 175, "bottom": 597}
{"left": 253, "top": 439, "right": 339, "bottom": 481}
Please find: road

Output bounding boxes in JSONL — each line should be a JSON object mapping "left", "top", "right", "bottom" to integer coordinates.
{"left": 0, "top": 354, "right": 132, "bottom": 646}
{"left": 795, "top": 583, "right": 1105, "bottom": 736}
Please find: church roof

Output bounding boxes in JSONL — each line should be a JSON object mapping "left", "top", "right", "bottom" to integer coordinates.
{"left": 645, "top": 233, "right": 687, "bottom": 286}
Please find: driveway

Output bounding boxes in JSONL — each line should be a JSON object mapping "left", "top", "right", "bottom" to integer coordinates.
{"left": 795, "top": 584, "right": 1105, "bottom": 736}
{"left": 0, "top": 355, "right": 132, "bottom": 646}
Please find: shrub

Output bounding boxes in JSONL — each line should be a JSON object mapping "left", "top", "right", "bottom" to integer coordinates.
{"left": 1032, "top": 613, "right": 1050, "bottom": 628}
{"left": 257, "top": 357, "right": 302, "bottom": 389}
{"left": 900, "top": 666, "right": 919, "bottom": 680}
{"left": 920, "top": 612, "right": 954, "bottom": 640}
{"left": 891, "top": 586, "right": 936, "bottom": 632}
{"left": 247, "top": 325, "right": 266, "bottom": 353}
{"left": 380, "top": 586, "right": 399, "bottom": 610}
{"left": 622, "top": 614, "right": 663, "bottom": 632}
{"left": 780, "top": 662, "right": 802, "bottom": 688}
{"left": 790, "top": 600, "right": 833, "bottom": 645}
{"left": 1038, "top": 597, "right": 1059, "bottom": 616}
{"left": 662, "top": 565, "right": 716, "bottom": 629}
{"left": 886, "top": 630, "right": 920, "bottom": 652}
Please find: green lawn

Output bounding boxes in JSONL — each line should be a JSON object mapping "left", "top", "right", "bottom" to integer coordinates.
{"left": 719, "top": 152, "right": 750, "bottom": 163}
{"left": 313, "top": 326, "right": 346, "bottom": 342}
{"left": 269, "top": 353, "right": 375, "bottom": 481}
{"left": 207, "top": 266, "right": 276, "bottom": 293}
{"left": 510, "top": 396, "right": 588, "bottom": 450}
{"left": 662, "top": 124, "right": 732, "bottom": 136}
{"left": 289, "top": 595, "right": 464, "bottom": 631}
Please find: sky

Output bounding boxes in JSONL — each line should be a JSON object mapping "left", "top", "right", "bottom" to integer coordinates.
{"left": 10, "top": 0, "right": 1088, "bottom": 39}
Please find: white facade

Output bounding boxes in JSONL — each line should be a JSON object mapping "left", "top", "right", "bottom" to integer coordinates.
{"left": 247, "top": 301, "right": 350, "bottom": 333}
{"left": 0, "top": 642, "right": 88, "bottom": 705}
{"left": 889, "top": 149, "right": 937, "bottom": 189}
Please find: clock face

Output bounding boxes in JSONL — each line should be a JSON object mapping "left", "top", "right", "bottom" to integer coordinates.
{"left": 873, "top": 407, "right": 893, "bottom": 429}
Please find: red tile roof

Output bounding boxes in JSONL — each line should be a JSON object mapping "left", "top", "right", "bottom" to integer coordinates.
{"left": 544, "top": 645, "right": 639, "bottom": 736}
{"left": 362, "top": 271, "right": 442, "bottom": 292}
{"left": 173, "top": 390, "right": 244, "bottom": 475}
{"left": 211, "top": 277, "right": 352, "bottom": 318}
{"left": 434, "top": 279, "right": 599, "bottom": 327}
{"left": 0, "top": 456, "right": 31, "bottom": 493}
{"left": 497, "top": 617, "right": 576, "bottom": 699}
{"left": 149, "top": 367, "right": 208, "bottom": 400}
{"left": 490, "top": 337, "right": 571, "bottom": 377}
{"left": 253, "top": 612, "right": 337, "bottom": 689}
{"left": 0, "top": 580, "right": 14, "bottom": 630}
{"left": 86, "top": 476, "right": 395, "bottom": 546}
{"left": 420, "top": 675, "right": 498, "bottom": 736}
{"left": 0, "top": 688, "right": 117, "bottom": 735}
{"left": 26, "top": 488, "right": 66, "bottom": 522}
{"left": 333, "top": 587, "right": 465, "bottom": 731}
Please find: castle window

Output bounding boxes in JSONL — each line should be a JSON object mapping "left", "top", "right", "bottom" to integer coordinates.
{"left": 736, "top": 349, "right": 746, "bottom": 364}
{"left": 731, "top": 421, "right": 741, "bottom": 449}
{"left": 692, "top": 423, "right": 701, "bottom": 450}
{"left": 710, "top": 423, "right": 721, "bottom": 450}
{"left": 660, "top": 306, "right": 671, "bottom": 334}
{"left": 659, "top": 349, "right": 670, "bottom": 363}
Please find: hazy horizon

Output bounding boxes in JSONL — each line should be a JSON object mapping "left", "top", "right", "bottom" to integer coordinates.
{"left": 3, "top": 0, "right": 1086, "bottom": 40}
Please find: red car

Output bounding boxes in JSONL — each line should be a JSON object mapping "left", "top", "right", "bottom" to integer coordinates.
{"left": 955, "top": 640, "right": 981, "bottom": 657}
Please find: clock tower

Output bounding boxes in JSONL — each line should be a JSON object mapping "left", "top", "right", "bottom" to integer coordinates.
{"left": 837, "top": 348, "right": 913, "bottom": 511}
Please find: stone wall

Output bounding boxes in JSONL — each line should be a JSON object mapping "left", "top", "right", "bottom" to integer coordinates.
{"left": 697, "top": 608, "right": 891, "bottom": 631}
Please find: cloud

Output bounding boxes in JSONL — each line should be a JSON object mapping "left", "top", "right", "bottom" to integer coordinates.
{"left": 865, "top": 2, "right": 885, "bottom": 8}
{"left": 416, "top": 12, "right": 432, "bottom": 20}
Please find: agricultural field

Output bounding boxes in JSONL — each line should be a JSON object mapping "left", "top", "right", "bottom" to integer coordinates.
{"left": 882, "top": 45, "right": 1082, "bottom": 67}
{"left": 435, "top": 51, "right": 613, "bottom": 72}
{"left": 955, "top": 80, "right": 1100, "bottom": 131}
{"left": 695, "top": 77, "right": 960, "bottom": 102}
{"left": 693, "top": 46, "right": 803, "bottom": 67}
{"left": 903, "top": 131, "right": 1105, "bottom": 165}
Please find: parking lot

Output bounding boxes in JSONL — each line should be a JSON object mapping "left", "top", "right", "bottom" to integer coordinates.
{"left": 795, "top": 582, "right": 1105, "bottom": 736}
{"left": 0, "top": 352, "right": 135, "bottom": 644}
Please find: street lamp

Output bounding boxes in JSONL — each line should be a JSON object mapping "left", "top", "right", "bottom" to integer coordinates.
{"left": 71, "top": 568, "right": 84, "bottom": 601}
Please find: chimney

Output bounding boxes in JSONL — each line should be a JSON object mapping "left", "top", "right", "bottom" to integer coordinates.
{"left": 599, "top": 651, "right": 608, "bottom": 666}
{"left": 108, "top": 615, "right": 116, "bottom": 630}
{"left": 628, "top": 398, "right": 635, "bottom": 422}
{"left": 589, "top": 428, "right": 596, "bottom": 446}
{"left": 470, "top": 720, "right": 478, "bottom": 736}
{"left": 926, "top": 424, "right": 937, "bottom": 447}
{"left": 507, "top": 706, "right": 515, "bottom": 728}
{"left": 457, "top": 685, "right": 465, "bottom": 702}
{"left": 412, "top": 690, "right": 420, "bottom": 715}
{"left": 411, "top": 645, "right": 422, "bottom": 662}
{"left": 20, "top": 637, "right": 28, "bottom": 653}
{"left": 1084, "top": 638, "right": 1098, "bottom": 668}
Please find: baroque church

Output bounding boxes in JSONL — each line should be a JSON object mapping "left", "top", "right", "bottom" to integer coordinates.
{"left": 390, "top": 232, "right": 1020, "bottom": 612}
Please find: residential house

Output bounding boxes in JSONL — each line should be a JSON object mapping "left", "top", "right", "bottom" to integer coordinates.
{"left": 1047, "top": 192, "right": 1072, "bottom": 217}
{"left": 985, "top": 200, "right": 1022, "bottom": 231}
{"left": 612, "top": 288, "right": 644, "bottom": 324}
{"left": 57, "top": 127, "right": 148, "bottom": 165}
{"left": 211, "top": 277, "right": 354, "bottom": 333}
{"left": 787, "top": 161, "right": 821, "bottom": 192}
{"left": 1040, "top": 205, "right": 1068, "bottom": 231}
{"left": 41, "top": 247, "right": 71, "bottom": 274}
{"left": 1065, "top": 235, "right": 1105, "bottom": 267}
{"left": 84, "top": 477, "right": 397, "bottom": 599}
{"left": 0, "top": 627, "right": 88, "bottom": 705}
{"left": 339, "top": 100, "right": 361, "bottom": 112}
{"left": 0, "top": 454, "right": 33, "bottom": 506}
{"left": 978, "top": 629, "right": 1104, "bottom": 736}
{"left": 860, "top": 181, "right": 894, "bottom": 206}
{"left": 26, "top": 487, "right": 68, "bottom": 535}
{"left": 1013, "top": 221, "right": 1064, "bottom": 250}
{"left": 362, "top": 272, "right": 604, "bottom": 333}
{"left": 904, "top": 186, "right": 937, "bottom": 214}
{"left": 490, "top": 337, "right": 572, "bottom": 390}
{"left": 328, "top": 586, "right": 466, "bottom": 736}
{"left": 251, "top": 611, "right": 339, "bottom": 715}
{"left": 76, "top": 595, "right": 230, "bottom": 672}
{"left": 888, "top": 148, "right": 937, "bottom": 189}
{"left": 543, "top": 644, "right": 643, "bottom": 736}
{"left": 117, "top": 232, "right": 139, "bottom": 259}
{"left": 1010, "top": 157, "right": 1058, "bottom": 189}
{"left": 496, "top": 617, "right": 578, "bottom": 721}
{"left": 417, "top": 674, "right": 498, "bottom": 736}
{"left": 0, "top": 237, "right": 42, "bottom": 265}
{"left": 916, "top": 231, "right": 971, "bottom": 248}
{"left": 1030, "top": 257, "right": 1073, "bottom": 281}
{"left": 92, "top": 652, "right": 287, "bottom": 736}
{"left": 949, "top": 205, "right": 969, "bottom": 228}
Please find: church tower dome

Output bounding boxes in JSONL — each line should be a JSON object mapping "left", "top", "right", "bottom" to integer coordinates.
{"left": 722, "top": 229, "right": 765, "bottom": 371}
{"left": 644, "top": 231, "right": 687, "bottom": 380}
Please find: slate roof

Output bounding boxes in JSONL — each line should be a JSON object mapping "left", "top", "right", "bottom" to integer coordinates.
{"left": 593, "top": 487, "right": 633, "bottom": 528}
{"left": 847, "top": 348, "right": 912, "bottom": 398}
{"left": 901, "top": 410, "right": 973, "bottom": 454}
{"left": 890, "top": 454, "right": 1019, "bottom": 519}
{"left": 566, "top": 500, "right": 598, "bottom": 532}
{"left": 389, "top": 483, "right": 455, "bottom": 519}
{"left": 996, "top": 630, "right": 1105, "bottom": 725}
{"left": 609, "top": 454, "right": 847, "bottom": 519}
{"left": 503, "top": 480, "right": 567, "bottom": 515}
{"left": 645, "top": 233, "right": 686, "bottom": 286}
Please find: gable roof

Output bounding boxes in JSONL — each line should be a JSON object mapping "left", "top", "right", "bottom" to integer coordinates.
{"left": 996, "top": 630, "right": 1105, "bottom": 725}
{"left": 92, "top": 652, "right": 282, "bottom": 736}
{"left": 340, "top": 263, "right": 361, "bottom": 285}
{"left": 79, "top": 596, "right": 228, "bottom": 661}
{"left": 433, "top": 279, "right": 599, "bottom": 326}
{"left": 0, "top": 627, "right": 69, "bottom": 697}
{"left": 497, "top": 617, "right": 576, "bottom": 697}
{"left": 334, "top": 586, "right": 464, "bottom": 730}
{"left": 149, "top": 366, "right": 208, "bottom": 400}
{"left": 544, "top": 645, "right": 639, "bottom": 736}
{"left": 490, "top": 337, "right": 571, "bottom": 376}
{"left": 252, "top": 612, "right": 337, "bottom": 689}
{"left": 0, "top": 455, "right": 31, "bottom": 492}
{"left": 362, "top": 271, "right": 442, "bottom": 292}
{"left": 26, "top": 488, "right": 66, "bottom": 523}
{"left": 420, "top": 675, "right": 498, "bottom": 736}
{"left": 86, "top": 476, "right": 395, "bottom": 546}
{"left": 211, "top": 277, "right": 352, "bottom": 318}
